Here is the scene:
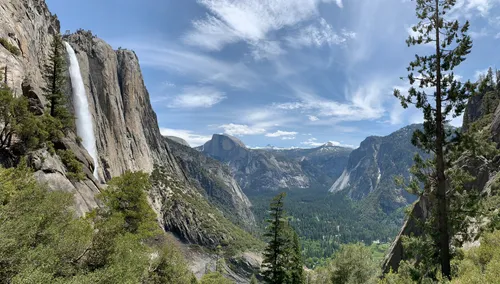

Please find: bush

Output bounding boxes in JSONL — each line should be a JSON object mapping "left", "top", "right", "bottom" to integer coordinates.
{"left": 0, "top": 38, "right": 20, "bottom": 56}
{"left": 330, "top": 243, "right": 378, "bottom": 284}
{"left": 57, "top": 149, "right": 85, "bottom": 181}
{"left": 0, "top": 166, "right": 196, "bottom": 283}
{"left": 452, "top": 230, "right": 500, "bottom": 283}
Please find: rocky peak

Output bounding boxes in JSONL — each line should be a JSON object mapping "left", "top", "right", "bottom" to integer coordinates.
{"left": 200, "top": 134, "right": 249, "bottom": 162}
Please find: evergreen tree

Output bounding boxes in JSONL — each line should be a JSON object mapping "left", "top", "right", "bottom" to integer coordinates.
{"left": 43, "top": 34, "right": 72, "bottom": 130}
{"left": 250, "top": 274, "right": 258, "bottom": 284}
{"left": 290, "top": 231, "right": 305, "bottom": 284}
{"left": 262, "top": 192, "right": 289, "bottom": 284}
{"left": 394, "top": 0, "right": 475, "bottom": 278}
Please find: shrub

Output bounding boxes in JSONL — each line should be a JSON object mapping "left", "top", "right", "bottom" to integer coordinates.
{"left": 0, "top": 38, "right": 20, "bottom": 56}
{"left": 57, "top": 149, "right": 85, "bottom": 181}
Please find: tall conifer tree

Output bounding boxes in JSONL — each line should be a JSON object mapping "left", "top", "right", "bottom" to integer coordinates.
{"left": 262, "top": 192, "right": 289, "bottom": 284}
{"left": 44, "top": 34, "right": 72, "bottom": 130}
{"left": 394, "top": 0, "right": 475, "bottom": 278}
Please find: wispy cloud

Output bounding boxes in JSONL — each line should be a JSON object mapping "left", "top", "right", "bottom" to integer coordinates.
{"left": 308, "top": 115, "right": 319, "bottom": 121}
{"left": 274, "top": 80, "right": 387, "bottom": 122}
{"left": 286, "top": 18, "right": 355, "bottom": 48}
{"left": 265, "top": 130, "right": 298, "bottom": 139}
{"left": 159, "top": 128, "right": 212, "bottom": 146}
{"left": 219, "top": 123, "right": 266, "bottom": 136}
{"left": 184, "top": 0, "right": 351, "bottom": 59}
{"left": 117, "top": 40, "right": 257, "bottom": 88}
{"left": 168, "top": 86, "right": 226, "bottom": 108}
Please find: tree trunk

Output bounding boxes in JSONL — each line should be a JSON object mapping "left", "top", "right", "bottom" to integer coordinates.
{"left": 434, "top": 0, "right": 451, "bottom": 279}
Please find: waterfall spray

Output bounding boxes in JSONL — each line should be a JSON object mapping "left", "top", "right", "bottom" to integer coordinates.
{"left": 64, "top": 42, "right": 99, "bottom": 180}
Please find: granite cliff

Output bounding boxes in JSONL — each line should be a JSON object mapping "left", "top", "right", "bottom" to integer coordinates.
{"left": 329, "top": 124, "right": 423, "bottom": 213}
{"left": 199, "top": 134, "right": 352, "bottom": 193}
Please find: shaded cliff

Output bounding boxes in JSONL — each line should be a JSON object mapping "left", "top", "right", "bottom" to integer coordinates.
{"left": 329, "top": 124, "right": 422, "bottom": 212}
{"left": 165, "top": 136, "right": 256, "bottom": 230}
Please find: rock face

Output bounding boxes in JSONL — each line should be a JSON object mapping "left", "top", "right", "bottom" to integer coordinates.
{"left": 64, "top": 31, "right": 182, "bottom": 181}
{"left": 199, "top": 134, "right": 352, "bottom": 193}
{"left": 0, "top": 0, "right": 59, "bottom": 103}
{"left": 165, "top": 137, "right": 255, "bottom": 229}
{"left": 330, "top": 124, "right": 422, "bottom": 212}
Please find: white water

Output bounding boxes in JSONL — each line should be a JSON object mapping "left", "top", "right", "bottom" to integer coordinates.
{"left": 64, "top": 42, "right": 99, "bottom": 180}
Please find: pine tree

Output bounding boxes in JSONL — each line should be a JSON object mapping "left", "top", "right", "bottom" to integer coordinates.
{"left": 394, "top": 0, "right": 476, "bottom": 279}
{"left": 250, "top": 274, "right": 258, "bottom": 284}
{"left": 44, "top": 34, "right": 72, "bottom": 130}
{"left": 289, "top": 231, "right": 304, "bottom": 284}
{"left": 262, "top": 192, "right": 289, "bottom": 284}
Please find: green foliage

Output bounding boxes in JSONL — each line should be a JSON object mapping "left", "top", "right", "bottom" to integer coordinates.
{"left": 56, "top": 149, "right": 85, "bottom": 181}
{"left": 144, "top": 242, "right": 197, "bottom": 284}
{"left": 99, "top": 171, "right": 159, "bottom": 237}
{"left": 0, "top": 166, "right": 93, "bottom": 282}
{"left": 43, "top": 34, "right": 73, "bottom": 131}
{"left": 0, "top": 86, "right": 47, "bottom": 152}
{"left": 451, "top": 231, "right": 500, "bottom": 284}
{"left": 262, "top": 193, "right": 305, "bottom": 284}
{"left": 0, "top": 166, "right": 195, "bottom": 283}
{"left": 250, "top": 274, "right": 258, "bottom": 284}
{"left": 0, "top": 38, "right": 20, "bottom": 56}
{"left": 250, "top": 188, "right": 401, "bottom": 267}
{"left": 200, "top": 272, "right": 233, "bottom": 284}
{"left": 329, "top": 243, "right": 378, "bottom": 284}
{"left": 262, "top": 193, "right": 290, "bottom": 283}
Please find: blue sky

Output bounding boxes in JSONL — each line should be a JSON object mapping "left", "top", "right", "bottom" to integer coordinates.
{"left": 46, "top": 0, "right": 500, "bottom": 147}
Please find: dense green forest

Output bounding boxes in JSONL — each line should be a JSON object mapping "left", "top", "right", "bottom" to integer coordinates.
{"left": 249, "top": 188, "right": 401, "bottom": 268}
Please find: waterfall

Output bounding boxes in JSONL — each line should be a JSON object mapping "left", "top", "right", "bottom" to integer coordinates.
{"left": 64, "top": 42, "right": 99, "bottom": 180}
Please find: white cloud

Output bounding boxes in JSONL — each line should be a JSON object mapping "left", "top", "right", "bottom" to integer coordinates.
{"left": 308, "top": 115, "right": 319, "bottom": 121}
{"left": 160, "top": 128, "right": 212, "bottom": 146}
{"left": 265, "top": 130, "right": 298, "bottom": 137}
{"left": 470, "top": 27, "right": 489, "bottom": 38}
{"left": 287, "top": 18, "right": 355, "bottom": 48}
{"left": 450, "top": 0, "right": 500, "bottom": 17}
{"left": 161, "top": 81, "right": 176, "bottom": 88}
{"left": 250, "top": 40, "right": 285, "bottom": 60}
{"left": 185, "top": 0, "right": 350, "bottom": 57}
{"left": 275, "top": 80, "right": 386, "bottom": 121}
{"left": 219, "top": 123, "right": 266, "bottom": 136}
{"left": 118, "top": 40, "right": 256, "bottom": 89}
{"left": 168, "top": 86, "right": 226, "bottom": 108}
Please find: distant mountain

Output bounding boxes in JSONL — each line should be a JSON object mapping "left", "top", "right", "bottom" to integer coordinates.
{"left": 197, "top": 134, "right": 352, "bottom": 193}
{"left": 330, "top": 124, "right": 423, "bottom": 213}
{"left": 165, "top": 136, "right": 190, "bottom": 147}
